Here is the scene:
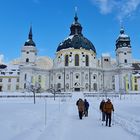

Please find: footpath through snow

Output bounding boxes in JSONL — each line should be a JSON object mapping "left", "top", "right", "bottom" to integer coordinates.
{"left": 0, "top": 93, "right": 139, "bottom": 140}
{"left": 37, "top": 93, "right": 138, "bottom": 140}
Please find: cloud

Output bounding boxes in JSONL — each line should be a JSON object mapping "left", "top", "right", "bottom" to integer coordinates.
{"left": 118, "top": 0, "right": 140, "bottom": 21}
{"left": 0, "top": 54, "right": 4, "bottom": 64}
{"left": 92, "top": 0, "right": 116, "bottom": 14}
{"left": 91, "top": 0, "right": 140, "bottom": 22}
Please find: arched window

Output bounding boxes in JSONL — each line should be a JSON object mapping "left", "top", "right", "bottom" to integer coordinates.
{"left": 85, "top": 55, "right": 89, "bottom": 66}
{"left": 38, "top": 75, "right": 41, "bottom": 83}
{"left": 24, "top": 74, "right": 27, "bottom": 80}
{"left": 65, "top": 55, "right": 69, "bottom": 66}
{"left": 66, "top": 83, "right": 69, "bottom": 89}
{"left": 93, "top": 74, "right": 97, "bottom": 80}
{"left": 26, "top": 58, "right": 29, "bottom": 63}
{"left": 93, "top": 83, "right": 97, "bottom": 91}
{"left": 124, "top": 59, "right": 127, "bottom": 63}
{"left": 24, "top": 83, "right": 26, "bottom": 89}
{"left": 85, "top": 83, "right": 88, "bottom": 89}
{"left": 57, "top": 83, "right": 61, "bottom": 90}
{"left": 75, "top": 54, "right": 79, "bottom": 66}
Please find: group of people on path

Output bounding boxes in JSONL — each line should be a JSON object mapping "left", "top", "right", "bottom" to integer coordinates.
{"left": 76, "top": 98, "right": 89, "bottom": 119}
{"left": 100, "top": 98, "right": 114, "bottom": 127}
{"left": 76, "top": 98, "right": 114, "bottom": 127}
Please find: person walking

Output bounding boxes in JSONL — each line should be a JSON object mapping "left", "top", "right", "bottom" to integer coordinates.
{"left": 104, "top": 98, "right": 114, "bottom": 127}
{"left": 84, "top": 99, "right": 89, "bottom": 117}
{"left": 76, "top": 98, "right": 85, "bottom": 119}
{"left": 99, "top": 99, "right": 106, "bottom": 122}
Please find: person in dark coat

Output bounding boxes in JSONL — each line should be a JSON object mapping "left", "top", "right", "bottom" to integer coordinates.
{"left": 76, "top": 98, "right": 85, "bottom": 119}
{"left": 103, "top": 98, "right": 114, "bottom": 127}
{"left": 99, "top": 99, "right": 106, "bottom": 122}
{"left": 84, "top": 99, "right": 89, "bottom": 117}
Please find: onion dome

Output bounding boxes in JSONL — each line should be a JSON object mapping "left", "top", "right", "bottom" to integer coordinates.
{"left": 116, "top": 27, "right": 131, "bottom": 50}
{"left": 56, "top": 14, "right": 96, "bottom": 53}
{"left": 24, "top": 26, "right": 36, "bottom": 47}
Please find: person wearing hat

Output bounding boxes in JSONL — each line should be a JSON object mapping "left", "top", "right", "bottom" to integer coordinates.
{"left": 103, "top": 98, "right": 114, "bottom": 127}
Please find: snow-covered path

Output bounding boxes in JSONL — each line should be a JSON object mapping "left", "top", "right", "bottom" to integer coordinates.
{"left": 39, "top": 100, "right": 138, "bottom": 140}
{"left": 0, "top": 94, "right": 139, "bottom": 140}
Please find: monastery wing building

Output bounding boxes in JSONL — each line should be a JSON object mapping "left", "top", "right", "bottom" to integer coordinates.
{"left": 0, "top": 14, "right": 140, "bottom": 93}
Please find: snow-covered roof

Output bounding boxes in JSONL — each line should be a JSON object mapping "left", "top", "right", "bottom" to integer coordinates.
{"left": 119, "top": 34, "right": 129, "bottom": 38}
{"left": 35, "top": 56, "right": 53, "bottom": 70}
{"left": 101, "top": 53, "right": 110, "bottom": 57}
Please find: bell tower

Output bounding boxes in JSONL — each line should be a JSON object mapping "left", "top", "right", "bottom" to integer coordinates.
{"left": 115, "top": 27, "right": 132, "bottom": 67}
{"left": 21, "top": 26, "right": 37, "bottom": 66}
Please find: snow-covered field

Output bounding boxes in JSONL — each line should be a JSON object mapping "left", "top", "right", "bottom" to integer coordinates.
{"left": 0, "top": 92, "right": 140, "bottom": 140}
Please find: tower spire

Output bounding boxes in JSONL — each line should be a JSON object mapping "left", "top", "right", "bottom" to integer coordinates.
{"left": 120, "top": 20, "right": 125, "bottom": 34}
{"left": 29, "top": 26, "right": 33, "bottom": 40}
{"left": 24, "top": 26, "right": 36, "bottom": 47}
{"left": 74, "top": 6, "right": 78, "bottom": 22}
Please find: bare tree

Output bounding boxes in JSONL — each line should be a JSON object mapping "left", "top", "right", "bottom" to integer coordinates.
{"left": 26, "top": 81, "right": 41, "bottom": 104}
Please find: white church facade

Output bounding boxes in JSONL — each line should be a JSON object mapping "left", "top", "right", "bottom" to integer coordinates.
{"left": 0, "top": 14, "right": 140, "bottom": 93}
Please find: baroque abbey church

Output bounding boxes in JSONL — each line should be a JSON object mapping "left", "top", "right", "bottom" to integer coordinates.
{"left": 0, "top": 13, "right": 140, "bottom": 93}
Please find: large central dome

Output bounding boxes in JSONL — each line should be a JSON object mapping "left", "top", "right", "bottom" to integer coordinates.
{"left": 56, "top": 14, "right": 96, "bottom": 53}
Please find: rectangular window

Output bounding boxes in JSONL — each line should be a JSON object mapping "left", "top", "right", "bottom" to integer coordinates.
{"left": 134, "top": 85, "right": 138, "bottom": 91}
{"left": 16, "top": 85, "right": 19, "bottom": 90}
{"left": 7, "top": 85, "right": 11, "bottom": 90}
{"left": 0, "top": 79, "right": 2, "bottom": 82}
{"left": 38, "top": 75, "right": 41, "bottom": 83}
{"left": 8, "top": 78, "right": 11, "bottom": 82}
{"left": 134, "top": 77, "right": 137, "bottom": 83}
{"left": 9, "top": 72, "right": 13, "bottom": 74}
{"left": 17, "top": 78, "right": 19, "bottom": 82}
{"left": 1, "top": 72, "right": 5, "bottom": 75}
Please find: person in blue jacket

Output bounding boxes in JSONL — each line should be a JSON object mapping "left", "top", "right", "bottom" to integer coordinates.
{"left": 84, "top": 99, "right": 89, "bottom": 117}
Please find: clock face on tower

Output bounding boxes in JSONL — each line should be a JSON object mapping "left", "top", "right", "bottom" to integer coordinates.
{"left": 123, "top": 43, "right": 127, "bottom": 46}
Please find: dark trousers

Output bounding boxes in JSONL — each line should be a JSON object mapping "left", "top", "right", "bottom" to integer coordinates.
{"left": 102, "top": 112, "right": 106, "bottom": 121}
{"left": 79, "top": 111, "right": 83, "bottom": 119}
{"left": 105, "top": 113, "right": 112, "bottom": 126}
{"left": 84, "top": 109, "right": 88, "bottom": 117}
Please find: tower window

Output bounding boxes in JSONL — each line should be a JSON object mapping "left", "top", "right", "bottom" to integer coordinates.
{"left": 26, "top": 58, "right": 29, "bottom": 62}
{"left": 75, "top": 54, "right": 79, "bottom": 66}
{"left": 85, "top": 55, "right": 89, "bottom": 66}
{"left": 65, "top": 55, "right": 69, "bottom": 66}
{"left": 124, "top": 59, "right": 127, "bottom": 63}
{"left": 93, "top": 75, "right": 97, "bottom": 80}
{"left": 26, "top": 52, "right": 29, "bottom": 54}
{"left": 24, "top": 74, "right": 27, "bottom": 80}
{"left": 58, "top": 75, "right": 61, "bottom": 79}
{"left": 104, "top": 59, "right": 108, "bottom": 62}
{"left": 124, "top": 52, "right": 127, "bottom": 55}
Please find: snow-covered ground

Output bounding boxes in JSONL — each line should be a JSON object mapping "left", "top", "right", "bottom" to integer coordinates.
{"left": 0, "top": 92, "right": 140, "bottom": 140}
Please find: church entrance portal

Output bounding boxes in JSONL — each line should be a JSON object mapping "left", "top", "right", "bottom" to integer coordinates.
{"left": 74, "top": 88, "right": 80, "bottom": 92}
